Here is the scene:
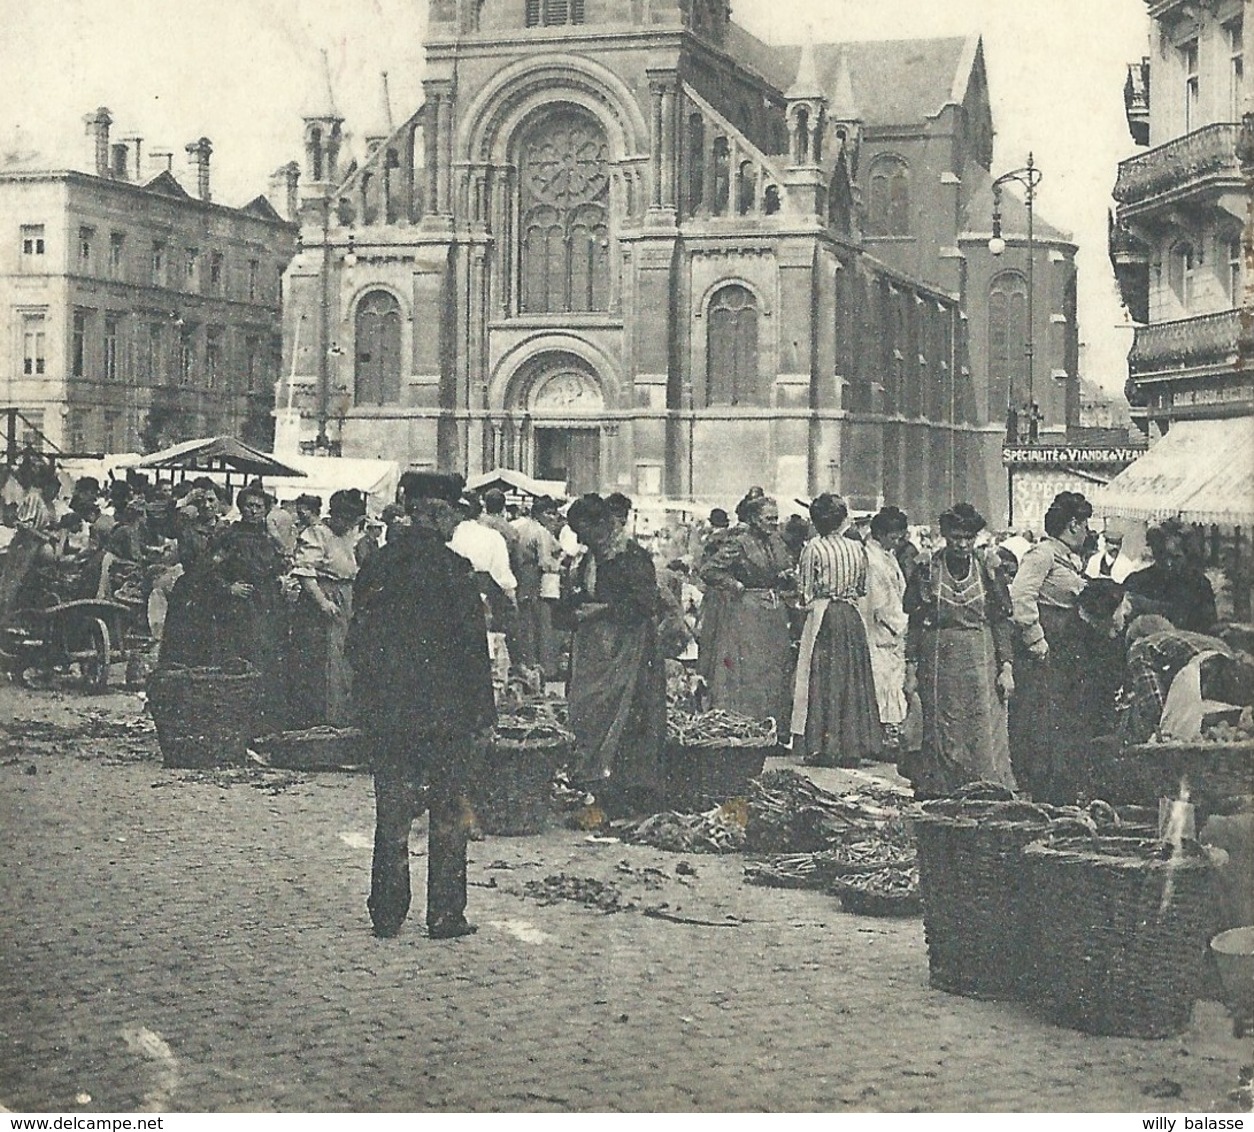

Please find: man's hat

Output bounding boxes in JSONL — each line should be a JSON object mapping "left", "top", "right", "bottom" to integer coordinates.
{"left": 399, "top": 471, "right": 464, "bottom": 505}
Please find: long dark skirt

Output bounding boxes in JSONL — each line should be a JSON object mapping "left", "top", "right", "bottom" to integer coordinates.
{"left": 800, "top": 602, "right": 883, "bottom": 767}
{"left": 899, "top": 625, "right": 1015, "bottom": 797}
{"left": 568, "top": 617, "right": 665, "bottom": 811}
{"left": 288, "top": 581, "right": 354, "bottom": 729}
{"left": 158, "top": 571, "right": 216, "bottom": 668}
{"left": 705, "top": 591, "right": 792, "bottom": 725}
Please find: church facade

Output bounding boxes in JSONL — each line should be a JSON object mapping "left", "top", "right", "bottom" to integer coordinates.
{"left": 281, "top": 0, "right": 1080, "bottom": 520}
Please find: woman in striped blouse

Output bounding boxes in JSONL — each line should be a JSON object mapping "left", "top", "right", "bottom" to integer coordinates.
{"left": 790, "top": 494, "right": 882, "bottom": 767}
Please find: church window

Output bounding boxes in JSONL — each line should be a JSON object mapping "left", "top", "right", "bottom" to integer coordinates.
{"left": 685, "top": 114, "right": 705, "bottom": 217}
{"left": 988, "top": 270, "right": 1027, "bottom": 420}
{"left": 712, "top": 136, "right": 730, "bottom": 213}
{"left": 706, "top": 285, "right": 760, "bottom": 407}
{"left": 525, "top": 0, "right": 584, "bottom": 26}
{"left": 867, "top": 155, "right": 910, "bottom": 237}
{"left": 354, "top": 290, "right": 403, "bottom": 405}
{"left": 519, "top": 109, "right": 610, "bottom": 313}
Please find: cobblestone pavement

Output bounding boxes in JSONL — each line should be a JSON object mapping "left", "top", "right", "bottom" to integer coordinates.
{"left": 0, "top": 684, "right": 1248, "bottom": 1113}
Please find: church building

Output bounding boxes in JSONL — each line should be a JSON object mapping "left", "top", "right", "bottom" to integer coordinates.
{"left": 281, "top": 0, "right": 1080, "bottom": 520}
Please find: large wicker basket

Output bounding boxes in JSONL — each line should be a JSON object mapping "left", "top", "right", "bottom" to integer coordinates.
{"left": 1088, "top": 740, "right": 1254, "bottom": 812}
{"left": 910, "top": 785, "right": 1054, "bottom": 1000}
{"left": 663, "top": 739, "right": 773, "bottom": 812}
{"left": 253, "top": 727, "right": 364, "bottom": 771}
{"left": 1021, "top": 833, "right": 1222, "bottom": 1038}
{"left": 147, "top": 662, "right": 260, "bottom": 769}
{"left": 472, "top": 725, "right": 572, "bottom": 837}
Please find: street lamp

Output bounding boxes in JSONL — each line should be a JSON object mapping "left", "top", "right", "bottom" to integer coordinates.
{"left": 989, "top": 152, "right": 1043, "bottom": 443}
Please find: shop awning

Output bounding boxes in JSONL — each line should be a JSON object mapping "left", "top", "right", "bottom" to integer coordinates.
{"left": 132, "top": 436, "right": 306, "bottom": 478}
{"left": 1091, "top": 417, "right": 1254, "bottom": 527}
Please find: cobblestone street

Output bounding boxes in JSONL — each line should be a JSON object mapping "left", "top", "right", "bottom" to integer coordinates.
{"left": 0, "top": 684, "right": 1247, "bottom": 1113}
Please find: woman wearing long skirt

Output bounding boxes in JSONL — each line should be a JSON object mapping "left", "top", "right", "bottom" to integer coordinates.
{"left": 288, "top": 489, "right": 365, "bottom": 729}
{"left": 859, "top": 506, "right": 911, "bottom": 747}
{"left": 563, "top": 494, "right": 666, "bottom": 818}
{"left": 902, "top": 503, "right": 1016, "bottom": 797}
{"left": 699, "top": 491, "right": 795, "bottom": 726}
{"left": 790, "top": 494, "right": 882, "bottom": 767}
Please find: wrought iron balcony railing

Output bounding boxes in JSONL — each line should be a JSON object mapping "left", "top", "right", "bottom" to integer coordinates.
{"left": 1128, "top": 308, "right": 1247, "bottom": 377}
{"left": 1113, "top": 122, "right": 1242, "bottom": 207}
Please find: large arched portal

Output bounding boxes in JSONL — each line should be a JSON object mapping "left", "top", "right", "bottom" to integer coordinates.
{"left": 504, "top": 351, "right": 607, "bottom": 494}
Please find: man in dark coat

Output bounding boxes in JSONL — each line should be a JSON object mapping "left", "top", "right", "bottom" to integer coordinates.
{"left": 347, "top": 472, "right": 496, "bottom": 940}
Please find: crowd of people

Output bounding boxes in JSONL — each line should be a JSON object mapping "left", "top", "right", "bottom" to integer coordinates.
{"left": 4, "top": 453, "right": 1251, "bottom": 941}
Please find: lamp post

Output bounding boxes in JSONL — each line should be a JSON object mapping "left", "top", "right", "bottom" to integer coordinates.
{"left": 989, "top": 152, "right": 1042, "bottom": 444}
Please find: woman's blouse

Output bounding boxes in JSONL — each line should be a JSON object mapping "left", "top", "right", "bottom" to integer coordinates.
{"left": 798, "top": 533, "right": 867, "bottom": 605}
{"left": 207, "top": 521, "right": 286, "bottom": 603}
{"left": 290, "top": 521, "right": 360, "bottom": 585}
{"left": 570, "top": 540, "right": 659, "bottom": 628}
{"left": 905, "top": 549, "right": 1013, "bottom": 667}
{"left": 1009, "top": 536, "right": 1086, "bottom": 650}
{"left": 700, "top": 527, "right": 793, "bottom": 592}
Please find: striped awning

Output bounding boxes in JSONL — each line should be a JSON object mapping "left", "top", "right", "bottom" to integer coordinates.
{"left": 1091, "top": 417, "right": 1254, "bottom": 527}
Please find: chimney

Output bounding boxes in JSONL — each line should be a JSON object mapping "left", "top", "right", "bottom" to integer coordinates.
{"left": 83, "top": 107, "right": 112, "bottom": 177}
{"left": 149, "top": 149, "right": 174, "bottom": 176}
{"left": 268, "top": 161, "right": 301, "bottom": 221}
{"left": 110, "top": 142, "right": 130, "bottom": 181}
{"left": 185, "top": 137, "right": 212, "bottom": 201}
{"left": 122, "top": 135, "right": 143, "bottom": 182}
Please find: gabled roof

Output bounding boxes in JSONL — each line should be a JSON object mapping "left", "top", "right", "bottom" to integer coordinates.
{"left": 241, "top": 193, "right": 283, "bottom": 221}
{"left": 725, "top": 27, "right": 980, "bottom": 128}
{"left": 959, "top": 168, "right": 1074, "bottom": 245}
{"left": 141, "top": 169, "right": 192, "bottom": 199}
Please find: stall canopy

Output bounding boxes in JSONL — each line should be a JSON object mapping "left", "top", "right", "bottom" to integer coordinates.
{"left": 133, "top": 436, "right": 306, "bottom": 479}
{"left": 467, "top": 468, "right": 567, "bottom": 501}
{"left": 265, "top": 455, "right": 401, "bottom": 514}
{"left": 1092, "top": 417, "right": 1254, "bottom": 527}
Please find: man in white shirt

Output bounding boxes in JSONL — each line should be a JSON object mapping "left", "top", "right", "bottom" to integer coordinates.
{"left": 448, "top": 492, "right": 516, "bottom": 600}
{"left": 1085, "top": 529, "right": 1137, "bottom": 583}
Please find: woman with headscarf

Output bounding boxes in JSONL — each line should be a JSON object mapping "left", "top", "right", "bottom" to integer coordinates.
{"left": 860, "top": 506, "right": 911, "bottom": 747}
{"left": 699, "top": 490, "right": 795, "bottom": 725}
{"left": 562, "top": 493, "right": 665, "bottom": 818}
{"left": 790, "top": 493, "right": 881, "bottom": 766}
{"left": 288, "top": 489, "right": 366, "bottom": 729}
{"left": 902, "top": 503, "right": 1016, "bottom": 796}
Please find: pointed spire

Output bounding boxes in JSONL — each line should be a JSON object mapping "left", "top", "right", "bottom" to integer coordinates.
{"left": 787, "top": 34, "right": 824, "bottom": 101}
{"left": 303, "top": 48, "right": 341, "bottom": 121}
{"left": 379, "top": 72, "right": 394, "bottom": 134}
{"left": 830, "top": 47, "right": 860, "bottom": 121}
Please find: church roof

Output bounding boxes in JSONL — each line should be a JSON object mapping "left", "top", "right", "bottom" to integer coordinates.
{"left": 959, "top": 168, "right": 1074, "bottom": 246}
{"left": 726, "top": 27, "right": 980, "bottom": 128}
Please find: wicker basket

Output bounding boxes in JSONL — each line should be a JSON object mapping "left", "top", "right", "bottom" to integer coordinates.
{"left": 1089, "top": 740, "right": 1254, "bottom": 811}
{"left": 910, "top": 786, "right": 1054, "bottom": 1000}
{"left": 1021, "top": 833, "right": 1221, "bottom": 1038}
{"left": 147, "top": 662, "right": 260, "bottom": 769}
{"left": 254, "top": 727, "right": 364, "bottom": 771}
{"left": 663, "top": 739, "right": 773, "bottom": 812}
{"left": 472, "top": 726, "right": 571, "bottom": 837}
{"left": 831, "top": 865, "right": 922, "bottom": 917}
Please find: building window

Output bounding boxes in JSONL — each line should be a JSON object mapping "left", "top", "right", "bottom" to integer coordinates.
{"left": 151, "top": 240, "right": 166, "bottom": 286}
{"left": 109, "top": 232, "right": 126, "bottom": 279}
{"left": 247, "top": 259, "right": 259, "bottom": 301}
{"left": 525, "top": 0, "right": 584, "bottom": 26}
{"left": 1229, "top": 21, "right": 1245, "bottom": 121}
{"left": 103, "top": 315, "right": 119, "bottom": 381}
{"left": 866, "top": 156, "right": 910, "bottom": 237}
{"left": 706, "top": 284, "right": 760, "bottom": 406}
{"left": 178, "top": 325, "right": 194, "bottom": 385}
{"left": 245, "top": 336, "right": 260, "bottom": 392}
{"left": 67, "top": 409, "right": 88, "bottom": 454}
{"left": 354, "top": 291, "right": 402, "bottom": 405}
{"left": 205, "top": 327, "right": 222, "bottom": 389}
{"left": 20, "top": 224, "right": 45, "bottom": 265}
{"left": 988, "top": 271, "right": 1028, "bottom": 419}
{"left": 519, "top": 108, "right": 610, "bottom": 314}
{"left": 22, "top": 315, "right": 46, "bottom": 376}
{"left": 72, "top": 309, "right": 89, "bottom": 378}
{"left": 1229, "top": 236, "right": 1243, "bottom": 304}
{"left": 1168, "top": 241, "right": 1195, "bottom": 311}
{"left": 184, "top": 247, "right": 199, "bottom": 289}
{"left": 78, "top": 226, "right": 94, "bottom": 270}
{"left": 209, "top": 251, "right": 224, "bottom": 294}
{"left": 1181, "top": 39, "right": 1199, "bottom": 131}
{"left": 20, "top": 410, "right": 45, "bottom": 451}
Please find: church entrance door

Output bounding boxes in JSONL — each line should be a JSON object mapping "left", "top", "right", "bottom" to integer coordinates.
{"left": 535, "top": 427, "right": 601, "bottom": 495}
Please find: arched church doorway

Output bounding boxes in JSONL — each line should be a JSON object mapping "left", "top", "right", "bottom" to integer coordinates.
{"left": 505, "top": 353, "right": 607, "bottom": 495}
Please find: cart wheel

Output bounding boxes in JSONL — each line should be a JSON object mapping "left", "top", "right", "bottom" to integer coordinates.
{"left": 80, "top": 618, "right": 112, "bottom": 692}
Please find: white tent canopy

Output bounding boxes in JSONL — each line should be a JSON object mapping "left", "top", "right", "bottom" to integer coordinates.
{"left": 265, "top": 455, "right": 401, "bottom": 515}
{"left": 466, "top": 468, "right": 567, "bottom": 499}
{"left": 1091, "top": 417, "right": 1254, "bottom": 528}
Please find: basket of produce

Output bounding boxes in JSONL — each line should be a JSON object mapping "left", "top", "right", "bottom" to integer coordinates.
{"left": 1021, "top": 832, "right": 1223, "bottom": 1038}
{"left": 1090, "top": 733, "right": 1254, "bottom": 812}
{"left": 831, "top": 865, "right": 922, "bottom": 917}
{"left": 146, "top": 660, "right": 260, "bottom": 769}
{"left": 909, "top": 782, "right": 1055, "bottom": 1000}
{"left": 473, "top": 702, "right": 573, "bottom": 837}
{"left": 253, "top": 727, "right": 364, "bottom": 771}
{"left": 744, "top": 840, "right": 916, "bottom": 890}
{"left": 663, "top": 709, "right": 776, "bottom": 812}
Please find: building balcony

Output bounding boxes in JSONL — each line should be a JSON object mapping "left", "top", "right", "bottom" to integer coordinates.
{"left": 1128, "top": 308, "right": 1249, "bottom": 380}
{"left": 1113, "top": 122, "right": 1243, "bottom": 212}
